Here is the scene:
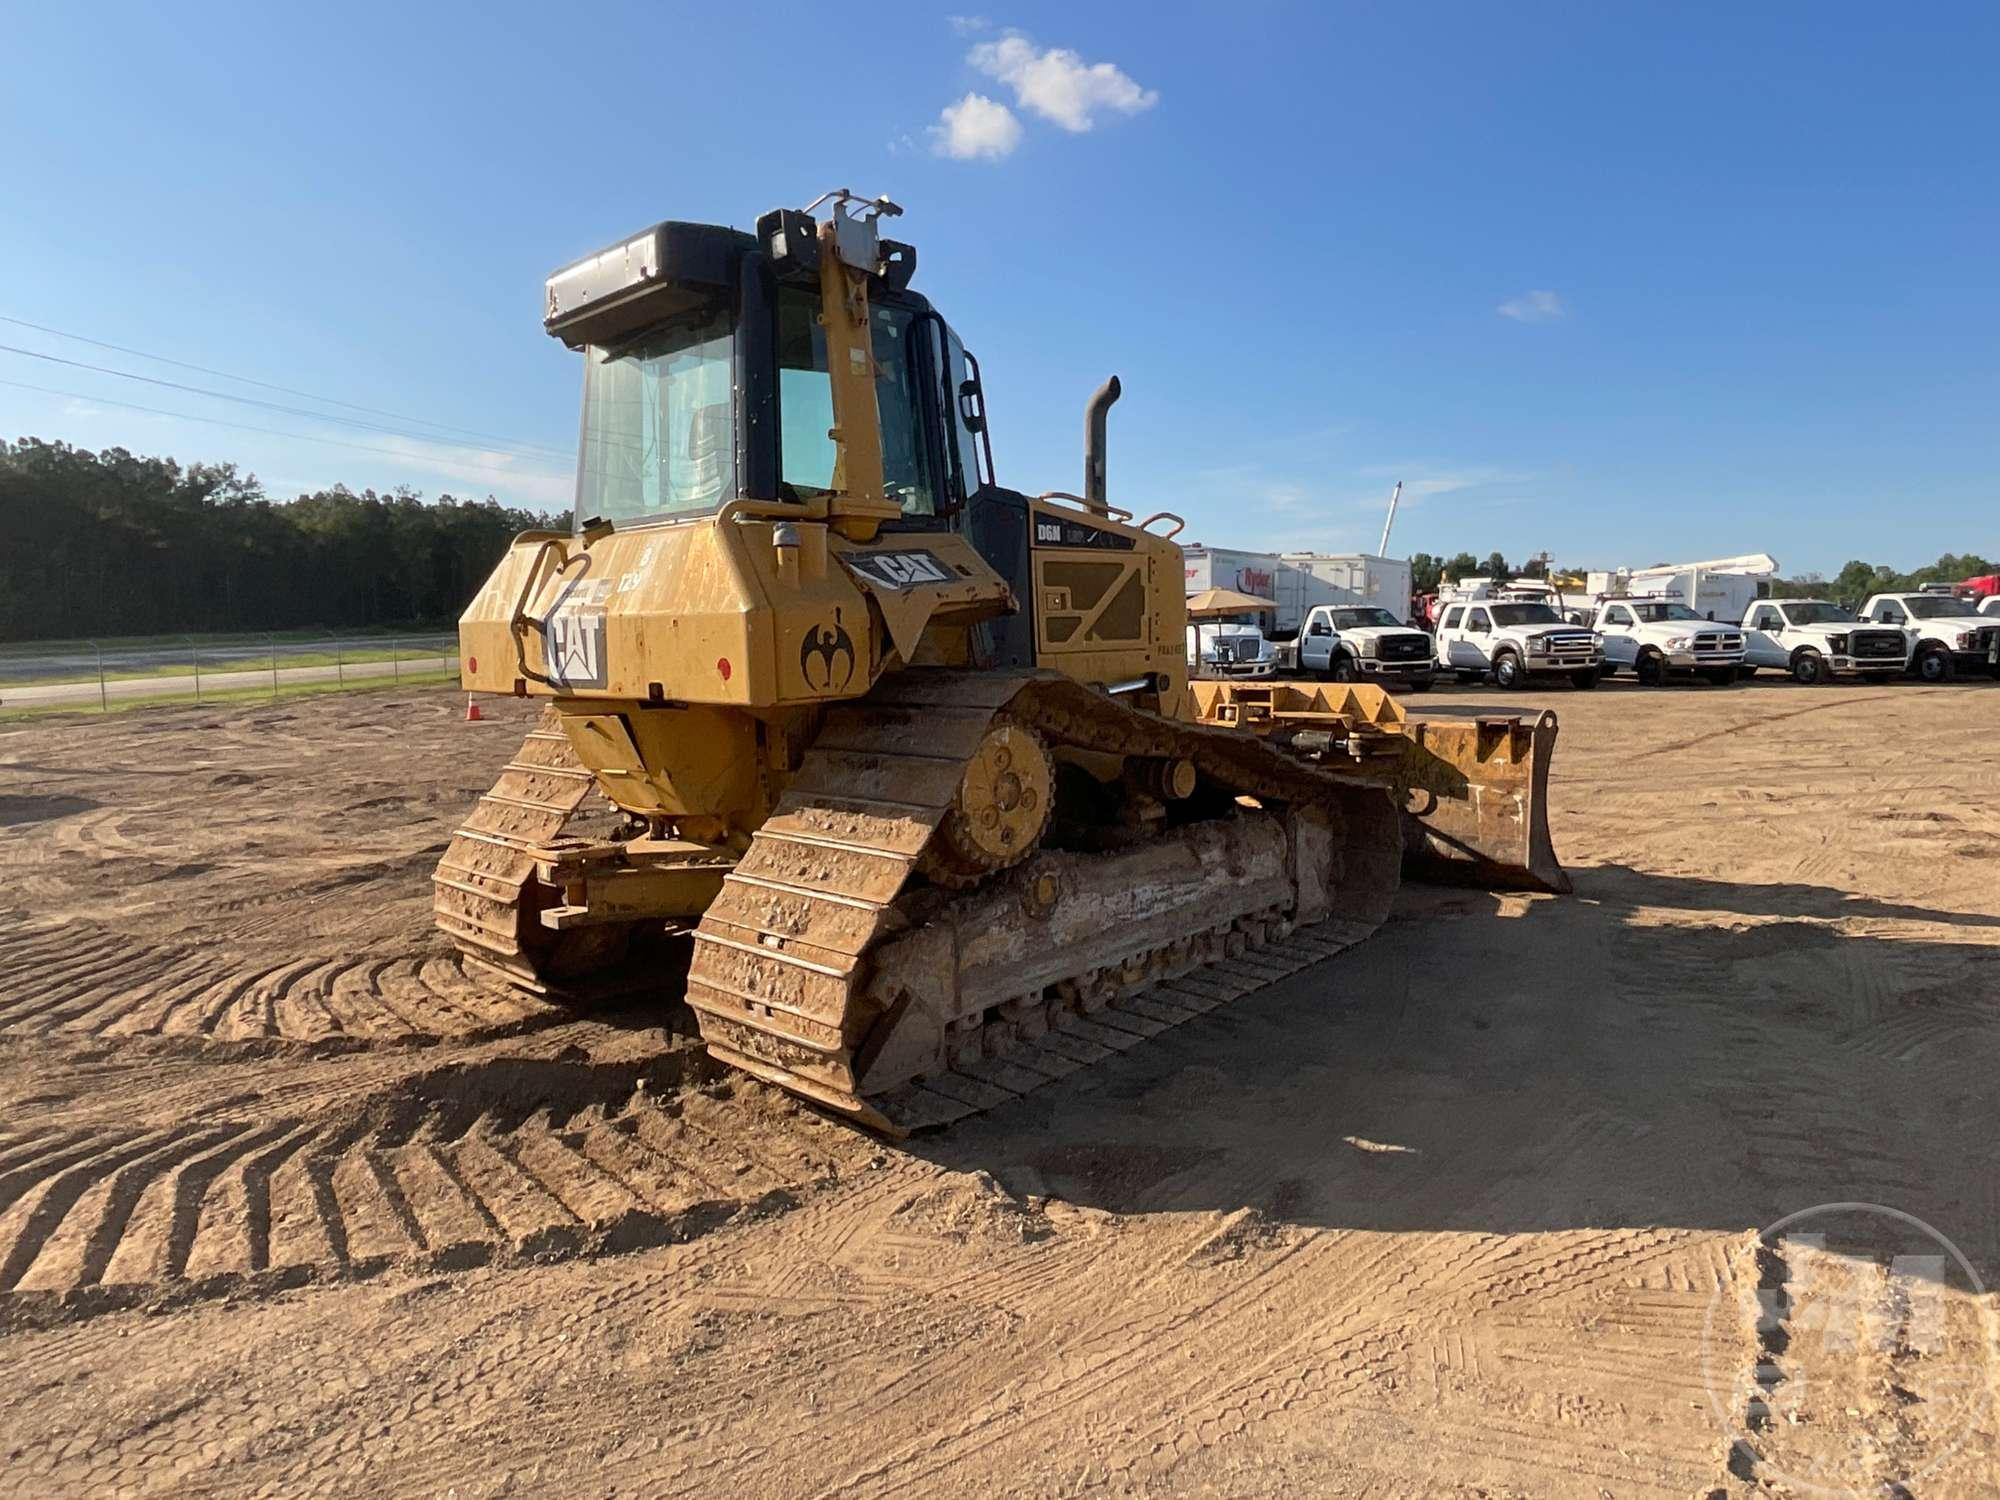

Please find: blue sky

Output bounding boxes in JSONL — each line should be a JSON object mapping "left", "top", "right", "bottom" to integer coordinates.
{"left": 4, "top": 1, "right": 1995, "bottom": 577}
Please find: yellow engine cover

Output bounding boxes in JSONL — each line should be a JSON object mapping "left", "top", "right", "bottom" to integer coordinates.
{"left": 458, "top": 515, "right": 1011, "bottom": 708}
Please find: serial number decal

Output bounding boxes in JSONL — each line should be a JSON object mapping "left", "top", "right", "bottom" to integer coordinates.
{"left": 842, "top": 549, "right": 956, "bottom": 590}
{"left": 1033, "top": 516, "right": 1136, "bottom": 551}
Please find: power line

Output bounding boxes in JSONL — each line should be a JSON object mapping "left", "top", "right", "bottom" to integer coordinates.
{"left": 0, "top": 313, "right": 574, "bottom": 459}
{"left": 0, "top": 375, "right": 572, "bottom": 492}
{"left": 0, "top": 340, "right": 573, "bottom": 459}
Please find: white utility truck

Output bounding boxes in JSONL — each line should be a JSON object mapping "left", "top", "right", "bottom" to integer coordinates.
{"left": 1294, "top": 604, "right": 1436, "bottom": 689}
{"left": 1433, "top": 591, "right": 1602, "bottom": 689}
{"left": 1586, "top": 553, "right": 1779, "bottom": 625}
{"left": 1857, "top": 590, "right": 2000, "bottom": 681}
{"left": 1739, "top": 599, "right": 1909, "bottom": 683}
{"left": 1592, "top": 598, "right": 1746, "bottom": 685}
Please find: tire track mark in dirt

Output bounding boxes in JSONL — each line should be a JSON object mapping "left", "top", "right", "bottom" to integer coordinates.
{"left": 0, "top": 917, "right": 567, "bottom": 1047}
{"left": 0, "top": 1067, "right": 861, "bottom": 1331}
{"left": 1625, "top": 691, "right": 1903, "bottom": 760}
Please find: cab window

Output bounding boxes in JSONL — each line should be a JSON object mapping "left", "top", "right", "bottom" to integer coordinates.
{"left": 1438, "top": 606, "right": 1463, "bottom": 631}
{"left": 1749, "top": 606, "right": 1779, "bottom": 630}
{"left": 1605, "top": 606, "right": 1633, "bottom": 626}
{"left": 940, "top": 324, "right": 987, "bottom": 506}
{"left": 1467, "top": 608, "right": 1492, "bottom": 633}
{"left": 775, "top": 288, "right": 937, "bottom": 517}
{"left": 1873, "top": 601, "right": 1905, "bottom": 624}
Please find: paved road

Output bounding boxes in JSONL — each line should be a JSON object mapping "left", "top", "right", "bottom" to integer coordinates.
{"left": 0, "top": 655, "right": 459, "bottom": 708}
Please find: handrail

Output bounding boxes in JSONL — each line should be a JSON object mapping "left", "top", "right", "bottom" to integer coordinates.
{"left": 718, "top": 496, "right": 825, "bottom": 524}
{"left": 1037, "top": 490, "right": 1134, "bottom": 522}
{"left": 509, "top": 537, "right": 583, "bottom": 687}
{"left": 1135, "top": 511, "right": 1185, "bottom": 539}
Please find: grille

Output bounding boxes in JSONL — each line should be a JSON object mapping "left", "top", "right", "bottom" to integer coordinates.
{"left": 1853, "top": 631, "right": 1905, "bottom": 659}
{"left": 1695, "top": 632, "right": 1744, "bottom": 654}
{"left": 1542, "top": 633, "right": 1596, "bottom": 653}
{"left": 1380, "top": 634, "right": 1431, "bottom": 661}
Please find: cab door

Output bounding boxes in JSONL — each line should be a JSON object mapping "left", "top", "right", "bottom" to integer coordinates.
{"left": 1598, "top": 604, "right": 1639, "bottom": 666}
{"left": 1300, "top": 611, "right": 1334, "bottom": 673}
{"left": 1743, "top": 603, "right": 1784, "bottom": 666}
{"left": 1454, "top": 606, "right": 1496, "bottom": 669}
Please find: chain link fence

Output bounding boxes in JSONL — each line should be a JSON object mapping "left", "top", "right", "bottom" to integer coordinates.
{"left": 0, "top": 632, "right": 461, "bottom": 713}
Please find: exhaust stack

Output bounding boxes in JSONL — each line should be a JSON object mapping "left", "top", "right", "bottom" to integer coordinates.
{"left": 1083, "top": 376, "right": 1121, "bottom": 516}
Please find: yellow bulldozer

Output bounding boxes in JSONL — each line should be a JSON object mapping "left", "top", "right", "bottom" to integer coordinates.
{"left": 438, "top": 190, "right": 1567, "bottom": 1134}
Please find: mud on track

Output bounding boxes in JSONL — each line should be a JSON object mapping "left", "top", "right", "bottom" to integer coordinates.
{"left": 1, "top": 680, "right": 1998, "bottom": 1496}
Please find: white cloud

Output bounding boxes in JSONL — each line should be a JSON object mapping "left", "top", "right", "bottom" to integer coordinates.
{"left": 949, "top": 14, "right": 990, "bottom": 35}
{"left": 930, "top": 93, "right": 1023, "bottom": 161}
{"left": 968, "top": 34, "right": 1158, "bottom": 132}
{"left": 1497, "top": 290, "right": 1565, "bottom": 323}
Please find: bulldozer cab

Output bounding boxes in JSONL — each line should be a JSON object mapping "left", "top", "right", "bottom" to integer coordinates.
{"left": 539, "top": 195, "right": 1176, "bottom": 698}
{"left": 557, "top": 210, "right": 989, "bottom": 535}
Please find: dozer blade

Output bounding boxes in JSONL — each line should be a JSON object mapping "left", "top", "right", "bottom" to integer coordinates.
{"left": 1187, "top": 679, "right": 1569, "bottom": 896}
{"left": 1398, "top": 709, "right": 1570, "bottom": 895}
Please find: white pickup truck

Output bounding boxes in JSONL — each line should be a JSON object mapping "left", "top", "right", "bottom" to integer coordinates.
{"left": 1432, "top": 598, "right": 1602, "bottom": 689}
{"left": 1295, "top": 604, "right": 1436, "bottom": 689}
{"left": 1592, "top": 599, "right": 1745, "bottom": 686}
{"left": 1856, "top": 591, "right": 2000, "bottom": 682}
{"left": 1739, "top": 599, "right": 1909, "bottom": 683}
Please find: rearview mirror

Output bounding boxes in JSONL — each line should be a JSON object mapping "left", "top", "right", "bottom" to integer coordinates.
{"left": 958, "top": 378, "right": 986, "bottom": 434}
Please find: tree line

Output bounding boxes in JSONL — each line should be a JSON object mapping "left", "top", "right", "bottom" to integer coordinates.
{"left": 1408, "top": 552, "right": 1546, "bottom": 593}
{"left": 0, "top": 438, "right": 566, "bottom": 642}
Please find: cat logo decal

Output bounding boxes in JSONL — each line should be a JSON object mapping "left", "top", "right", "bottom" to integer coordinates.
{"left": 800, "top": 609, "right": 856, "bottom": 692}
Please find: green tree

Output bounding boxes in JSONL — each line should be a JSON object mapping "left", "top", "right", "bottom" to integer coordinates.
{"left": 1479, "top": 551, "right": 1512, "bottom": 581}
{"left": 1409, "top": 552, "right": 1443, "bottom": 594}
{"left": 1831, "top": 559, "right": 1895, "bottom": 601}
{"left": 1444, "top": 551, "right": 1479, "bottom": 583}
{"left": 0, "top": 438, "right": 563, "bottom": 641}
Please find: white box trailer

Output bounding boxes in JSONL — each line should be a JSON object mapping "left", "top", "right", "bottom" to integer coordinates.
{"left": 1281, "top": 554, "right": 1413, "bottom": 624}
{"left": 1184, "top": 546, "right": 1415, "bottom": 632}
{"left": 1182, "top": 546, "right": 1282, "bottom": 607}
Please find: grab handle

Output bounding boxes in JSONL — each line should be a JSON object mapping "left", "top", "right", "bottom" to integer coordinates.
{"left": 1037, "top": 490, "right": 1135, "bottom": 522}
{"left": 509, "top": 538, "right": 585, "bottom": 687}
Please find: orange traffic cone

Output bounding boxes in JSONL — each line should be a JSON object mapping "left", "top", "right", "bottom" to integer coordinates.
{"left": 465, "top": 696, "right": 483, "bottom": 722}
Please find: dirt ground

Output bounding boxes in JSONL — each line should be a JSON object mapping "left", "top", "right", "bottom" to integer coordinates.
{"left": 1, "top": 678, "right": 1996, "bottom": 1497}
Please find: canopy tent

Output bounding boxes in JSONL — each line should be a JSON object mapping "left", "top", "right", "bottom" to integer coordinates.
{"left": 1186, "top": 586, "right": 1278, "bottom": 618}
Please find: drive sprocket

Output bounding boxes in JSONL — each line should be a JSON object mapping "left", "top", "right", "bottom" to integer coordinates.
{"left": 919, "top": 715, "right": 1055, "bottom": 890}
